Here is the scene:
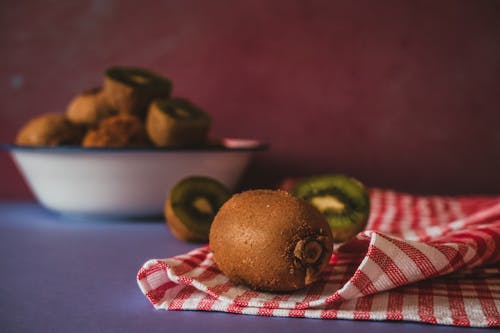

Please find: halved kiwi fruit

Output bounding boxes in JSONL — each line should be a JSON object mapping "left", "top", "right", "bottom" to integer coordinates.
{"left": 165, "top": 176, "right": 231, "bottom": 242}
{"left": 146, "top": 97, "right": 211, "bottom": 147}
{"left": 103, "top": 66, "right": 172, "bottom": 117}
{"left": 291, "top": 174, "right": 370, "bottom": 243}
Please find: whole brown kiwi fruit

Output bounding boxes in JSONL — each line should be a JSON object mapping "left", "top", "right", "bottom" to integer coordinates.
{"left": 16, "top": 113, "right": 85, "bottom": 146}
{"left": 209, "top": 189, "right": 334, "bottom": 292}
{"left": 66, "top": 87, "right": 116, "bottom": 127}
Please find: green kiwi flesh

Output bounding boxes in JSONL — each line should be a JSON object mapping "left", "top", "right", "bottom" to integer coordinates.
{"left": 166, "top": 176, "right": 231, "bottom": 242}
{"left": 291, "top": 174, "right": 370, "bottom": 243}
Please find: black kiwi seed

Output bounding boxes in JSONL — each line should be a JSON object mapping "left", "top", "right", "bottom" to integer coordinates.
{"left": 291, "top": 174, "right": 370, "bottom": 243}
{"left": 165, "top": 176, "right": 231, "bottom": 242}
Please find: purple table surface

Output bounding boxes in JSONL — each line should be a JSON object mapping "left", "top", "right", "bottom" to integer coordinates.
{"left": 0, "top": 202, "right": 495, "bottom": 333}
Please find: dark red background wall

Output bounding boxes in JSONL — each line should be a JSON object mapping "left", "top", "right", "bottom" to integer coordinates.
{"left": 1, "top": 0, "right": 499, "bottom": 199}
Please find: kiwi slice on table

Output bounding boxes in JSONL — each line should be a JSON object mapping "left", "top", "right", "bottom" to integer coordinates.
{"left": 291, "top": 174, "right": 370, "bottom": 243}
{"left": 165, "top": 176, "right": 231, "bottom": 243}
{"left": 146, "top": 97, "right": 211, "bottom": 147}
{"left": 103, "top": 66, "right": 172, "bottom": 116}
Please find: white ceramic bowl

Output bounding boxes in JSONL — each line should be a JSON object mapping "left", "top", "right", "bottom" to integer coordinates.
{"left": 5, "top": 139, "right": 267, "bottom": 218}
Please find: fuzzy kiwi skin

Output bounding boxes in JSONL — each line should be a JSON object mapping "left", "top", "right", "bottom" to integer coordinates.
{"left": 16, "top": 113, "right": 85, "bottom": 146}
{"left": 66, "top": 87, "right": 116, "bottom": 127}
{"left": 82, "top": 114, "right": 151, "bottom": 148}
{"left": 209, "top": 190, "right": 334, "bottom": 292}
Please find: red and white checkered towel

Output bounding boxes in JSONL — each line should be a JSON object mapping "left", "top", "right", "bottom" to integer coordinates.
{"left": 137, "top": 189, "right": 500, "bottom": 327}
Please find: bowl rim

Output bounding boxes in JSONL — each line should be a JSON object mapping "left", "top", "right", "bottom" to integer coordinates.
{"left": 2, "top": 138, "right": 269, "bottom": 153}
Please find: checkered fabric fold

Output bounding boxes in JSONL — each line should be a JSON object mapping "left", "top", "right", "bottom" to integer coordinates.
{"left": 137, "top": 189, "right": 500, "bottom": 327}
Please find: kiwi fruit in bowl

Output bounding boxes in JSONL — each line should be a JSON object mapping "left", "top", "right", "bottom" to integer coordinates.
{"left": 165, "top": 176, "right": 231, "bottom": 243}
{"left": 103, "top": 66, "right": 172, "bottom": 117}
{"left": 66, "top": 87, "right": 117, "bottom": 128}
{"left": 82, "top": 114, "right": 151, "bottom": 148}
{"left": 291, "top": 174, "right": 370, "bottom": 243}
{"left": 209, "top": 189, "right": 334, "bottom": 292}
{"left": 146, "top": 97, "right": 211, "bottom": 147}
{"left": 15, "top": 113, "right": 85, "bottom": 146}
